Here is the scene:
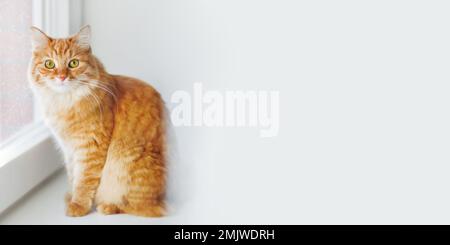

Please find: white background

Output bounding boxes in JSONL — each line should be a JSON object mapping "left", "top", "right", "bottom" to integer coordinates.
{"left": 84, "top": 0, "right": 450, "bottom": 224}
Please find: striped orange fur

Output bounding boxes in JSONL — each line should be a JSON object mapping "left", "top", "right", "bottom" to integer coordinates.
{"left": 28, "top": 26, "right": 166, "bottom": 217}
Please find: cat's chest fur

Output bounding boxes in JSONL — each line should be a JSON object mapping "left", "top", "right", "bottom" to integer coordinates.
{"left": 46, "top": 116, "right": 76, "bottom": 164}
{"left": 38, "top": 86, "right": 94, "bottom": 164}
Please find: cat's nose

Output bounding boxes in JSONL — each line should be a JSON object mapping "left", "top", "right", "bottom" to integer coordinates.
{"left": 57, "top": 75, "right": 67, "bottom": 81}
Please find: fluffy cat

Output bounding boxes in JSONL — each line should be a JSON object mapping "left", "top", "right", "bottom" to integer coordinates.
{"left": 28, "top": 26, "right": 166, "bottom": 217}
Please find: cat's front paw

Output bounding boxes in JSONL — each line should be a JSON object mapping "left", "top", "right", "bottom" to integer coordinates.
{"left": 66, "top": 201, "right": 91, "bottom": 217}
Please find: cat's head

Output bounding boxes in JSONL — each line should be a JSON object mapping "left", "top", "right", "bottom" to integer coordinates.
{"left": 29, "top": 26, "right": 98, "bottom": 93}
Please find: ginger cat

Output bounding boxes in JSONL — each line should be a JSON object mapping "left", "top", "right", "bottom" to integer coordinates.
{"left": 28, "top": 26, "right": 166, "bottom": 217}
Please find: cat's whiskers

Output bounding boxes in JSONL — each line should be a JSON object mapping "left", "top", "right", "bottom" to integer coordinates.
{"left": 79, "top": 80, "right": 118, "bottom": 103}
{"left": 89, "top": 90, "right": 104, "bottom": 123}
{"left": 74, "top": 79, "right": 119, "bottom": 112}
{"left": 70, "top": 80, "right": 105, "bottom": 122}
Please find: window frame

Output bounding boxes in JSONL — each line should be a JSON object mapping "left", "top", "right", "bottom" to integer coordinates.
{"left": 0, "top": 0, "right": 83, "bottom": 214}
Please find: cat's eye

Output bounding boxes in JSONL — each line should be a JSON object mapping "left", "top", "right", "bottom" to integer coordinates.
{"left": 44, "top": 59, "right": 55, "bottom": 69}
{"left": 68, "top": 59, "right": 79, "bottom": 68}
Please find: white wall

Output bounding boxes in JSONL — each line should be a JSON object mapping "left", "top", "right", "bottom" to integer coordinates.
{"left": 84, "top": 0, "right": 450, "bottom": 224}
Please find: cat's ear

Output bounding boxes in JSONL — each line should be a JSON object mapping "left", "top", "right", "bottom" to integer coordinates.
{"left": 74, "top": 25, "right": 91, "bottom": 49}
{"left": 30, "top": 26, "right": 50, "bottom": 49}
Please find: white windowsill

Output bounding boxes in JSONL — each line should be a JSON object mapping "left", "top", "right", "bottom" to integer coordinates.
{"left": 0, "top": 123, "right": 189, "bottom": 224}
{"left": 0, "top": 122, "right": 51, "bottom": 167}
{"left": 0, "top": 122, "right": 62, "bottom": 214}
{"left": 0, "top": 170, "right": 184, "bottom": 225}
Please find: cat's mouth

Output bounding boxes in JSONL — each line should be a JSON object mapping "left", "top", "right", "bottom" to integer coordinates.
{"left": 46, "top": 79, "right": 75, "bottom": 93}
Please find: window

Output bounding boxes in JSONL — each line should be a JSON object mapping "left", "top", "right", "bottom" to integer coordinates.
{"left": 0, "top": 0, "right": 82, "bottom": 214}
{"left": 0, "top": 0, "right": 34, "bottom": 145}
